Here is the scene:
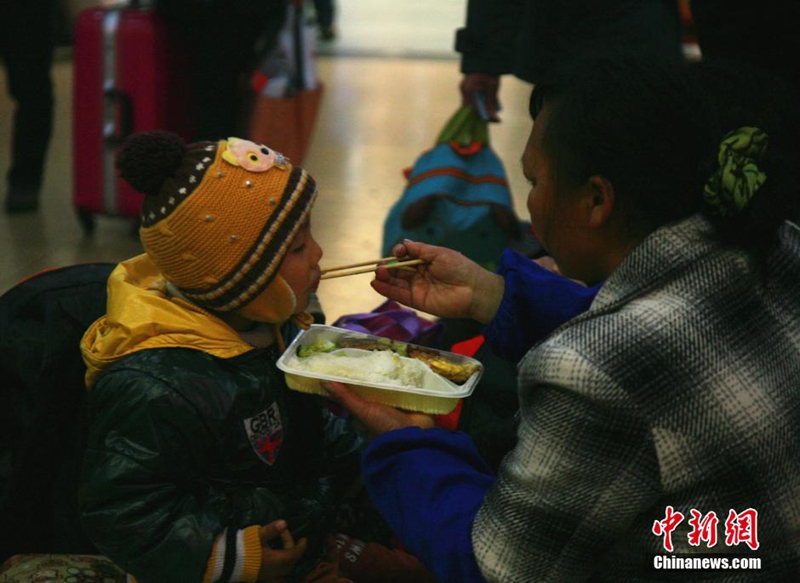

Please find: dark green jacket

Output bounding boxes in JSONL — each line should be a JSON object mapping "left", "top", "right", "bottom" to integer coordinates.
{"left": 80, "top": 342, "right": 364, "bottom": 582}
{"left": 78, "top": 255, "right": 366, "bottom": 582}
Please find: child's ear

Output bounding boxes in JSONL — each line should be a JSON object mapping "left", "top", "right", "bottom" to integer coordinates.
{"left": 237, "top": 276, "right": 297, "bottom": 323}
{"left": 586, "top": 175, "right": 615, "bottom": 229}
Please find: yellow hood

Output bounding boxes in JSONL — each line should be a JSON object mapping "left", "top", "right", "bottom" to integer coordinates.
{"left": 81, "top": 254, "right": 254, "bottom": 388}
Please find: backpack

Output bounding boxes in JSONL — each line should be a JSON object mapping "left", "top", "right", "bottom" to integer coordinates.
{"left": 0, "top": 263, "right": 114, "bottom": 561}
{"left": 382, "top": 107, "right": 521, "bottom": 270}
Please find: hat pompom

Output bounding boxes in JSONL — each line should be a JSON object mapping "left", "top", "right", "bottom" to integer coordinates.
{"left": 117, "top": 131, "right": 187, "bottom": 196}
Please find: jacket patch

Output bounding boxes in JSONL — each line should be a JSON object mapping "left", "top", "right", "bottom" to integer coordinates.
{"left": 244, "top": 403, "right": 284, "bottom": 466}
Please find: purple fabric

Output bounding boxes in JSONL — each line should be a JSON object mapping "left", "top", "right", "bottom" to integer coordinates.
{"left": 332, "top": 299, "right": 443, "bottom": 345}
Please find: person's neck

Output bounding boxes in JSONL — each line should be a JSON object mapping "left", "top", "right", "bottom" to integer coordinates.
{"left": 215, "top": 310, "right": 279, "bottom": 348}
{"left": 592, "top": 210, "right": 655, "bottom": 280}
{"left": 216, "top": 310, "right": 259, "bottom": 332}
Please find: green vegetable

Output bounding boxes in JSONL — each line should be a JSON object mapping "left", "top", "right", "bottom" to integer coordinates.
{"left": 391, "top": 341, "right": 408, "bottom": 357}
{"left": 296, "top": 337, "right": 409, "bottom": 358}
{"left": 297, "top": 340, "right": 337, "bottom": 358}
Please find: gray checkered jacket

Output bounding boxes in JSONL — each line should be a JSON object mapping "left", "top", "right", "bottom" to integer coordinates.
{"left": 473, "top": 215, "right": 800, "bottom": 582}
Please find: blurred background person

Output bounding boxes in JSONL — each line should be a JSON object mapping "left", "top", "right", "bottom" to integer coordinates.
{"left": 1, "top": 0, "right": 57, "bottom": 213}
{"left": 314, "top": 0, "right": 337, "bottom": 41}
{"left": 455, "top": 0, "right": 684, "bottom": 120}
{"left": 156, "top": 0, "right": 287, "bottom": 141}
{"left": 690, "top": 0, "right": 800, "bottom": 102}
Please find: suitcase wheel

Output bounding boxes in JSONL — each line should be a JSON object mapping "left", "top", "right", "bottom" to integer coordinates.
{"left": 76, "top": 207, "right": 96, "bottom": 236}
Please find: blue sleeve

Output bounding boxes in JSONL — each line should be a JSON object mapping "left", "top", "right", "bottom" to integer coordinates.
{"left": 483, "top": 248, "right": 601, "bottom": 361}
{"left": 362, "top": 427, "right": 495, "bottom": 583}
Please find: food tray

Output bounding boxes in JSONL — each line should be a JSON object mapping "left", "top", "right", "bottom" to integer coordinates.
{"left": 276, "top": 324, "right": 483, "bottom": 414}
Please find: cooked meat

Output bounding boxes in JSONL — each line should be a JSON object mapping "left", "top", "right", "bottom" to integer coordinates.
{"left": 407, "top": 345, "right": 479, "bottom": 384}
{"left": 336, "top": 337, "right": 396, "bottom": 352}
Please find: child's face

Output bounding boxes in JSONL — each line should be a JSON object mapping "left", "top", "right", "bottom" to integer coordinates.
{"left": 279, "top": 220, "right": 323, "bottom": 314}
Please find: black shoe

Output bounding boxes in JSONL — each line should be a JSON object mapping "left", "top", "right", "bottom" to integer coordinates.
{"left": 4, "top": 187, "right": 40, "bottom": 213}
{"left": 320, "top": 25, "right": 336, "bottom": 42}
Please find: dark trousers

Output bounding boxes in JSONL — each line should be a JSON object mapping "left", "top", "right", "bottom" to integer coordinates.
{"left": 158, "top": 0, "right": 286, "bottom": 141}
{"left": 0, "top": 0, "right": 56, "bottom": 191}
{"left": 691, "top": 0, "right": 800, "bottom": 99}
{"left": 313, "top": 0, "right": 335, "bottom": 28}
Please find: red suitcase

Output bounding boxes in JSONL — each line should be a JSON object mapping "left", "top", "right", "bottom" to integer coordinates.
{"left": 72, "top": 2, "right": 194, "bottom": 234}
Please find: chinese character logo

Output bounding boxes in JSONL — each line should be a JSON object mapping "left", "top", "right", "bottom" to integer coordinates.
{"left": 653, "top": 506, "right": 759, "bottom": 552}
{"left": 653, "top": 506, "right": 685, "bottom": 552}
{"left": 725, "top": 508, "right": 759, "bottom": 550}
{"left": 688, "top": 510, "right": 719, "bottom": 548}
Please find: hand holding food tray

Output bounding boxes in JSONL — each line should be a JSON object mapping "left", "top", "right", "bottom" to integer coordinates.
{"left": 277, "top": 325, "right": 483, "bottom": 414}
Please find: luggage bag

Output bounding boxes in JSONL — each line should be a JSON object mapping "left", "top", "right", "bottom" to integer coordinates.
{"left": 72, "top": 1, "right": 194, "bottom": 234}
{"left": 247, "top": 0, "right": 323, "bottom": 165}
{"left": 382, "top": 107, "right": 522, "bottom": 271}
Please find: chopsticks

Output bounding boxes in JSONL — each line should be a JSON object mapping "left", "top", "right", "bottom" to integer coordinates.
{"left": 320, "top": 257, "right": 427, "bottom": 280}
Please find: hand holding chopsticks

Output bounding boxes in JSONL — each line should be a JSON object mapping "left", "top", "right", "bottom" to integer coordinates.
{"left": 320, "top": 256, "right": 427, "bottom": 280}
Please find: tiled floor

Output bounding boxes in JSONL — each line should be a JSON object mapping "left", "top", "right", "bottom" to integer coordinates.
{"left": 0, "top": 1, "right": 534, "bottom": 322}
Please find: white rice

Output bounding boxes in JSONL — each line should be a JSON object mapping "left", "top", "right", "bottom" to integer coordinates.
{"left": 290, "top": 349, "right": 428, "bottom": 388}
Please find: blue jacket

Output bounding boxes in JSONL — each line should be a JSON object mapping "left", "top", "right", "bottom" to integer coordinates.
{"left": 362, "top": 249, "right": 599, "bottom": 582}
{"left": 484, "top": 249, "right": 600, "bottom": 361}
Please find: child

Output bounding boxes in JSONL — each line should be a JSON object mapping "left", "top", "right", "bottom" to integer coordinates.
{"left": 79, "top": 132, "right": 432, "bottom": 583}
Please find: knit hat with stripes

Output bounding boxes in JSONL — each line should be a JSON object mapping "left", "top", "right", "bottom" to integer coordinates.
{"left": 117, "top": 131, "right": 317, "bottom": 324}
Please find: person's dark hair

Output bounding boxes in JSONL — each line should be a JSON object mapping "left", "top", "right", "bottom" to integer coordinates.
{"left": 529, "top": 53, "right": 799, "bottom": 252}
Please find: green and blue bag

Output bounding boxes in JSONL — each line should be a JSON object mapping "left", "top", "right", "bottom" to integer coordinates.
{"left": 382, "top": 107, "right": 521, "bottom": 270}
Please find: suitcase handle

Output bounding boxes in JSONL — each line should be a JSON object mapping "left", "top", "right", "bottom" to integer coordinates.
{"left": 103, "top": 89, "right": 133, "bottom": 146}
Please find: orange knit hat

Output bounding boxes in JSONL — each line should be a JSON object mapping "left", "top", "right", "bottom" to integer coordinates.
{"left": 117, "top": 131, "right": 317, "bottom": 324}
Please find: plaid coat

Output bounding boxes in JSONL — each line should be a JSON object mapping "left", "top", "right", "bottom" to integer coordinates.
{"left": 473, "top": 215, "right": 800, "bottom": 581}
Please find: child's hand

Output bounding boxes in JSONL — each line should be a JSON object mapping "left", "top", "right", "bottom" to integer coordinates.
{"left": 258, "top": 519, "right": 308, "bottom": 582}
